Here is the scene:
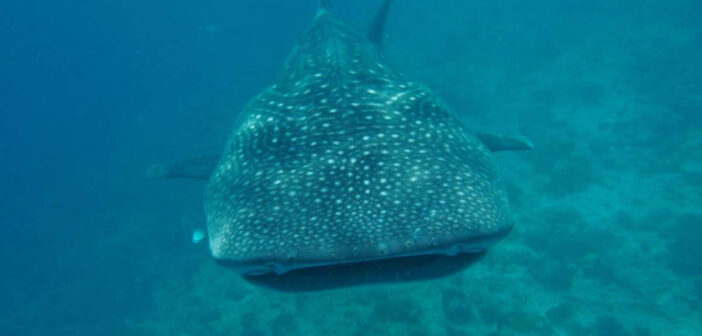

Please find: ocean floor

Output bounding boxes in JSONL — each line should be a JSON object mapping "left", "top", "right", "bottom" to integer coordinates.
{"left": 125, "top": 3, "right": 701, "bottom": 336}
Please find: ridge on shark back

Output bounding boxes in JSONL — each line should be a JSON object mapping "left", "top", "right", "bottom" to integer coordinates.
{"left": 148, "top": 0, "right": 531, "bottom": 292}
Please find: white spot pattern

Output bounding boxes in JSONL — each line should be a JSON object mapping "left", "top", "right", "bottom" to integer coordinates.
{"left": 204, "top": 13, "right": 512, "bottom": 273}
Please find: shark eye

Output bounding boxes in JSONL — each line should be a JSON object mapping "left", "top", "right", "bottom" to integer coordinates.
{"left": 378, "top": 242, "right": 389, "bottom": 255}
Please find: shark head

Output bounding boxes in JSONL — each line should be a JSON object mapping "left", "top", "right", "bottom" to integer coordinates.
{"left": 199, "top": 0, "right": 515, "bottom": 291}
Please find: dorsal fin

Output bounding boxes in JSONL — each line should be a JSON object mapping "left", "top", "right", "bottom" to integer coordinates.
{"left": 368, "top": 0, "right": 393, "bottom": 46}
{"left": 319, "top": 0, "right": 332, "bottom": 12}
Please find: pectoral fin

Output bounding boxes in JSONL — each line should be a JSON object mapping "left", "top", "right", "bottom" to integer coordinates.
{"left": 146, "top": 156, "right": 219, "bottom": 180}
{"left": 476, "top": 133, "right": 534, "bottom": 152}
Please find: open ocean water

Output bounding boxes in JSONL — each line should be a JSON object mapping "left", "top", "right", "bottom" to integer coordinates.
{"left": 1, "top": 0, "right": 700, "bottom": 335}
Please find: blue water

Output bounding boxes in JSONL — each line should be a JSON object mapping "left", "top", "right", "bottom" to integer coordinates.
{"left": 1, "top": 0, "right": 700, "bottom": 335}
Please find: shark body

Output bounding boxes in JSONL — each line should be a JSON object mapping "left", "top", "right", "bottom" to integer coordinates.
{"left": 150, "top": 0, "right": 528, "bottom": 291}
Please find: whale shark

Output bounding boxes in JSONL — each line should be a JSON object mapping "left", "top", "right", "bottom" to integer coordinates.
{"left": 148, "top": 0, "right": 531, "bottom": 291}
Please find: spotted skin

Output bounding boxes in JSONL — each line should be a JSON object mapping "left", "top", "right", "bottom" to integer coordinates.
{"left": 205, "top": 12, "right": 513, "bottom": 275}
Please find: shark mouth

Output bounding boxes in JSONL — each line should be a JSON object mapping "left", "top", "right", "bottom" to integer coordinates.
{"left": 234, "top": 250, "right": 488, "bottom": 292}
{"left": 215, "top": 227, "right": 511, "bottom": 291}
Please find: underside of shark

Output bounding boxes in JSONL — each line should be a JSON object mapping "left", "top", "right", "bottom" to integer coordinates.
{"left": 148, "top": 0, "right": 531, "bottom": 292}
